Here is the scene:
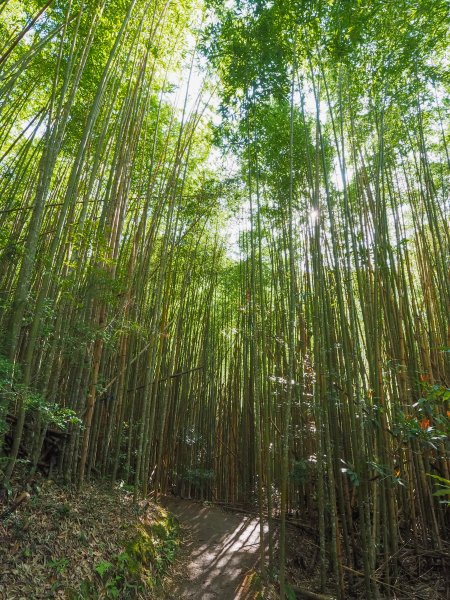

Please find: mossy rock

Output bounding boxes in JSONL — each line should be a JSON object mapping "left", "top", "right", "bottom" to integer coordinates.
{"left": 75, "top": 510, "right": 180, "bottom": 598}
{"left": 123, "top": 513, "right": 180, "bottom": 581}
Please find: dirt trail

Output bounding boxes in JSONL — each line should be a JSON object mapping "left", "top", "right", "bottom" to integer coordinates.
{"left": 161, "top": 497, "right": 267, "bottom": 600}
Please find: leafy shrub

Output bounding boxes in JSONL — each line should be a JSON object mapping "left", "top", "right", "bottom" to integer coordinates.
{"left": 428, "top": 474, "right": 450, "bottom": 505}
{"left": 391, "top": 383, "right": 450, "bottom": 449}
{"left": 0, "top": 353, "right": 81, "bottom": 432}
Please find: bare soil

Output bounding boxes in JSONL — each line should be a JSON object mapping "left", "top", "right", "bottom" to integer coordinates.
{"left": 161, "top": 497, "right": 269, "bottom": 600}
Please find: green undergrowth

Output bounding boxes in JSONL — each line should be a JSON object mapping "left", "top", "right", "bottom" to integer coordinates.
{"left": 70, "top": 507, "right": 180, "bottom": 599}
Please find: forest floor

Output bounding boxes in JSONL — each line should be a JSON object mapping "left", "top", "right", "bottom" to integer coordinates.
{"left": 160, "top": 496, "right": 450, "bottom": 600}
{"left": 0, "top": 473, "right": 179, "bottom": 600}
{"left": 1, "top": 478, "right": 448, "bottom": 599}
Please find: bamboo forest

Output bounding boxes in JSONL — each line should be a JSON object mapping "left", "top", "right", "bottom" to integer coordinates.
{"left": 0, "top": 0, "right": 449, "bottom": 598}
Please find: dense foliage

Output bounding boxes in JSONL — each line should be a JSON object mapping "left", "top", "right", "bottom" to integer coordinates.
{"left": 1, "top": 0, "right": 449, "bottom": 597}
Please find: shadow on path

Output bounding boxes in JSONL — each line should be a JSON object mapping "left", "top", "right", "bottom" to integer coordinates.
{"left": 161, "top": 496, "right": 268, "bottom": 600}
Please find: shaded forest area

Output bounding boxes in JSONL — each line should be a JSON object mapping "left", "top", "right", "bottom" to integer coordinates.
{"left": 0, "top": 0, "right": 449, "bottom": 598}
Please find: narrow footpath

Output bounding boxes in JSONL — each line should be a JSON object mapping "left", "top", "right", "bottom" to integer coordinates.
{"left": 162, "top": 497, "right": 268, "bottom": 600}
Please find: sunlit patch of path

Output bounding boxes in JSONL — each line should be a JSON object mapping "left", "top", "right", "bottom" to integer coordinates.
{"left": 161, "top": 496, "right": 268, "bottom": 599}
